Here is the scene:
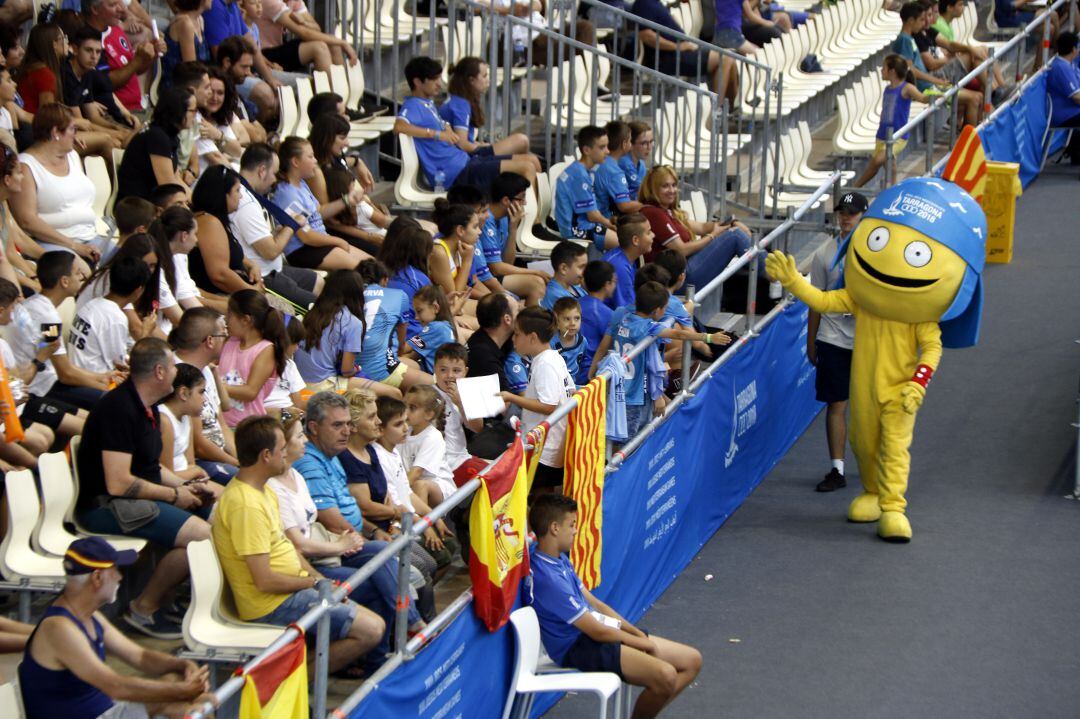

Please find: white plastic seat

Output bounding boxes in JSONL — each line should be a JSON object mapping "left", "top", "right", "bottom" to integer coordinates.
{"left": 66, "top": 438, "right": 152, "bottom": 553}
{"left": 394, "top": 134, "right": 446, "bottom": 208}
{"left": 83, "top": 155, "right": 114, "bottom": 238}
{"left": 294, "top": 78, "right": 314, "bottom": 138}
{"left": 0, "top": 681, "right": 23, "bottom": 719}
{"left": 277, "top": 84, "right": 299, "bottom": 138}
{"left": 343, "top": 62, "right": 397, "bottom": 131}
{"left": 0, "top": 470, "right": 65, "bottom": 582}
{"left": 183, "top": 540, "right": 285, "bottom": 655}
{"left": 501, "top": 606, "right": 622, "bottom": 719}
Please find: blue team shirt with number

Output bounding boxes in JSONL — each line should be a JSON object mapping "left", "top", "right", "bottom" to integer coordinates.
{"left": 360, "top": 284, "right": 407, "bottom": 380}
{"left": 398, "top": 95, "right": 469, "bottom": 187}
{"left": 618, "top": 155, "right": 647, "bottom": 198}
{"left": 480, "top": 214, "right": 510, "bottom": 266}
{"left": 407, "top": 320, "right": 455, "bottom": 373}
{"left": 554, "top": 162, "right": 602, "bottom": 245}
{"left": 593, "top": 157, "right": 632, "bottom": 218}
{"left": 606, "top": 310, "right": 662, "bottom": 405}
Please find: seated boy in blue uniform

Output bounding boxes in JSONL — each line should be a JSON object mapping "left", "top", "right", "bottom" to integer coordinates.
{"left": 593, "top": 120, "right": 644, "bottom": 219}
{"left": 554, "top": 125, "right": 619, "bottom": 252}
{"left": 540, "top": 240, "right": 588, "bottom": 311}
{"left": 528, "top": 494, "right": 702, "bottom": 719}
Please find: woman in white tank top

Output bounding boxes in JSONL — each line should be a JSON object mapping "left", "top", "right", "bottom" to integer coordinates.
{"left": 159, "top": 364, "right": 214, "bottom": 483}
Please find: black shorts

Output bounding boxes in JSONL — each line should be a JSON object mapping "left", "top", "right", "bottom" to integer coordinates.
{"left": 262, "top": 39, "right": 305, "bottom": 72}
{"left": 658, "top": 50, "right": 709, "bottom": 78}
{"left": 562, "top": 632, "right": 624, "bottom": 679}
{"left": 453, "top": 154, "right": 506, "bottom": 191}
{"left": 471, "top": 145, "right": 495, "bottom": 158}
{"left": 265, "top": 266, "right": 319, "bottom": 308}
{"left": 531, "top": 462, "right": 564, "bottom": 491}
{"left": 814, "top": 340, "right": 852, "bottom": 404}
{"left": 21, "top": 395, "right": 78, "bottom": 431}
{"left": 286, "top": 243, "right": 336, "bottom": 270}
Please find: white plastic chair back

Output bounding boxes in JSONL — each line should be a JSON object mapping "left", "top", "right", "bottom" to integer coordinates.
{"left": 34, "top": 452, "right": 81, "bottom": 556}
{"left": 295, "top": 78, "right": 314, "bottom": 137}
{"left": 0, "top": 471, "right": 64, "bottom": 581}
{"left": 329, "top": 64, "right": 351, "bottom": 106}
{"left": 312, "top": 70, "right": 332, "bottom": 95}
{"left": 277, "top": 85, "right": 299, "bottom": 137}
{"left": 0, "top": 682, "right": 24, "bottom": 719}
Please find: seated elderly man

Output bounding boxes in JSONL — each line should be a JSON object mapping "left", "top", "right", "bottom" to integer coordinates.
{"left": 18, "top": 537, "right": 211, "bottom": 719}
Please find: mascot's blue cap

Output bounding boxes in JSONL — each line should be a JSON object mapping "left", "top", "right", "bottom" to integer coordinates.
{"left": 837, "top": 177, "right": 987, "bottom": 348}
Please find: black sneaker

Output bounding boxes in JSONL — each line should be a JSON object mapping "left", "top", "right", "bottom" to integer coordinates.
{"left": 815, "top": 468, "right": 846, "bottom": 492}
{"left": 123, "top": 608, "right": 183, "bottom": 640}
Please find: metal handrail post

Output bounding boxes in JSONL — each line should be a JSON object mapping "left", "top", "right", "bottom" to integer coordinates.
{"left": 759, "top": 72, "right": 773, "bottom": 219}
{"left": 925, "top": 109, "right": 935, "bottom": 173}
{"left": 883, "top": 132, "right": 893, "bottom": 190}
{"left": 949, "top": 88, "right": 958, "bottom": 150}
{"left": 720, "top": 99, "right": 729, "bottom": 221}
{"left": 313, "top": 579, "right": 332, "bottom": 719}
{"left": 394, "top": 513, "right": 414, "bottom": 654}
{"left": 771, "top": 74, "right": 783, "bottom": 218}
{"left": 744, "top": 237, "right": 759, "bottom": 335}
{"left": 680, "top": 284, "right": 695, "bottom": 398}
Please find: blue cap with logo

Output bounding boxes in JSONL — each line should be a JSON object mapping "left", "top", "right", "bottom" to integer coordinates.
{"left": 64, "top": 536, "right": 139, "bottom": 576}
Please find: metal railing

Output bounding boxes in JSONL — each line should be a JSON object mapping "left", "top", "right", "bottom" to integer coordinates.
{"left": 883, "top": 0, "right": 1071, "bottom": 183}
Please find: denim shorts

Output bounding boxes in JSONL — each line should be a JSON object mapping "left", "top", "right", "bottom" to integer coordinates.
{"left": 715, "top": 27, "right": 748, "bottom": 49}
{"left": 78, "top": 501, "right": 209, "bottom": 548}
{"left": 625, "top": 403, "right": 650, "bottom": 438}
{"left": 254, "top": 587, "right": 358, "bottom": 641}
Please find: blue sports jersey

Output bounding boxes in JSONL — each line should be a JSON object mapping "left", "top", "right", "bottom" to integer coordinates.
{"left": 359, "top": 284, "right": 407, "bottom": 380}
{"left": 540, "top": 279, "right": 585, "bottom": 312}
{"left": 551, "top": 332, "right": 589, "bottom": 383}
{"left": 407, "top": 320, "right": 455, "bottom": 373}
{"left": 437, "top": 94, "right": 477, "bottom": 142}
{"left": 554, "top": 161, "right": 605, "bottom": 249}
{"left": 471, "top": 243, "right": 494, "bottom": 284}
{"left": 664, "top": 294, "right": 693, "bottom": 329}
{"left": 528, "top": 549, "right": 591, "bottom": 664}
{"left": 602, "top": 248, "right": 637, "bottom": 311}
{"left": 387, "top": 266, "right": 431, "bottom": 339}
{"left": 398, "top": 95, "right": 469, "bottom": 188}
{"left": 272, "top": 179, "right": 326, "bottom": 252}
{"left": 577, "top": 295, "right": 612, "bottom": 382}
{"left": 504, "top": 350, "right": 530, "bottom": 393}
{"left": 480, "top": 214, "right": 509, "bottom": 266}
{"left": 606, "top": 310, "right": 662, "bottom": 405}
{"left": 294, "top": 308, "right": 365, "bottom": 383}
{"left": 617, "top": 155, "right": 647, "bottom": 199}
{"left": 593, "top": 157, "right": 632, "bottom": 218}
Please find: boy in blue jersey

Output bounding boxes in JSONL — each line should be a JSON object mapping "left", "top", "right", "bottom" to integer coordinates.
{"left": 481, "top": 172, "right": 547, "bottom": 306}
{"left": 550, "top": 297, "right": 589, "bottom": 384}
{"left": 528, "top": 494, "right": 702, "bottom": 716}
{"left": 593, "top": 121, "right": 644, "bottom": 219}
{"left": 603, "top": 213, "right": 654, "bottom": 311}
{"left": 590, "top": 281, "right": 728, "bottom": 436}
{"left": 540, "top": 241, "right": 588, "bottom": 311}
{"left": 578, "top": 260, "right": 615, "bottom": 383}
{"left": 618, "top": 121, "right": 651, "bottom": 199}
{"left": 393, "top": 57, "right": 536, "bottom": 191}
{"left": 554, "top": 126, "right": 618, "bottom": 252}
{"left": 357, "top": 260, "right": 435, "bottom": 392}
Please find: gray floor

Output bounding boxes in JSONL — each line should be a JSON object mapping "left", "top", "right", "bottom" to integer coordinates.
{"left": 549, "top": 171, "right": 1080, "bottom": 718}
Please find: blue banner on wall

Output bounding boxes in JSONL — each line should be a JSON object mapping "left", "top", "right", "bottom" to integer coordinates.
{"left": 978, "top": 73, "right": 1065, "bottom": 188}
{"left": 348, "top": 304, "right": 822, "bottom": 719}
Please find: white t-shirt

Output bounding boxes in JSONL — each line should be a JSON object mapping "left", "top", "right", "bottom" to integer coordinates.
{"left": 265, "top": 357, "right": 304, "bottom": 409}
{"left": 521, "top": 348, "right": 575, "bottom": 468}
{"left": 174, "top": 255, "right": 200, "bottom": 303}
{"left": 0, "top": 107, "right": 12, "bottom": 132}
{"left": 68, "top": 297, "right": 132, "bottom": 374}
{"left": 196, "top": 122, "right": 239, "bottom": 176}
{"left": 10, "top": 294, "right": 66, "bottom": 396}
{"left": 401, "top": 424, "right": 456, "bottom": 501}
{"left": 195, "top": 363, "right": 227, "bottom": 450}
{"left": 76, "top": 273, "right": 175, "bottom": 315}
{"left": 230, "top": 184, "right": 283, "bottom": 276}
{"left": 373, "top": 443, "right": 415, "bottom": 512}
{"left": 355, "top": 201, "right": 386, "bottom": 237}
{"left": 160, "top": 404, "right": 191, "bottom": 471}
{"left": 268, "top": 468, "right": 318, "bottom": 537}
{"left": 433, "top": 385, "right": 470, "bottom": 470}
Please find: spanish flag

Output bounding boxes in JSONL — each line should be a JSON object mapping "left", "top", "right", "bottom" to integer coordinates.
{"left": 469, "top": 434, "right": 531, "bottom": 632}
{"left": 943, "top": 125, "right": 988, "bottom": 204}
{"left": 524, "top": 421, "right": 549, "bottom": 492}
{"left": 237, "top": 631, "right": 308, "bottom": 719}
{"left": 563, "top": 377, "right": 607, "bottom": 589}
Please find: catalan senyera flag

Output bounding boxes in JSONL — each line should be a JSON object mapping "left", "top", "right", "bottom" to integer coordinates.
{"left": 237, "top": 631, "right": 308, "bottom": 719}
{"left": 524, "top": 421, "right": 549, "bottom": 492}
{"left": 469, "top": 434, "right": 531, "bottom": 632}
{"left": 943, "top": 125, "right": 988, "bottom": 204}
{"left": 563, "top": 376, "right": 607, "bottom": 589}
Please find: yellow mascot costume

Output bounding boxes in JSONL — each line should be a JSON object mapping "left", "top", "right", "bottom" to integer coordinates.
{"left": 766, "top": 177, "right": 986, "bottom": 542}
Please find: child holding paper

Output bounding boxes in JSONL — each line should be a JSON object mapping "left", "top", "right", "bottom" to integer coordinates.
{"left": 431, "top": 343, "right": 489, "bottom": 486}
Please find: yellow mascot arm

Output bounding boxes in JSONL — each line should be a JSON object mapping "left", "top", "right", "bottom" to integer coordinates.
{"left": 764, "top": 251, "right": 855, "bottom": 315}
{"left": 900, "top": 322, "right": 944, "bottom": 414}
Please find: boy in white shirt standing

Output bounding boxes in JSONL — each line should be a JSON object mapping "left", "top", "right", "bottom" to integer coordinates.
{"left": 431, "top": 343, "right": 488, "bottom": 486}
{"left": 499, "top": 307, "right": 576, "bottom": 492}
{"left": 69, "top": 257, "right": 150, "bottom": 375}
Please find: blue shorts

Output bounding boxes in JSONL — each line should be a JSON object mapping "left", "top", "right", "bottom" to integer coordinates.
{"left": 454, "top": 154, "right": 506, "bottom": 191}
{"left": 471, "top": 145, "right": 495, "bottom": 158}
{"left": 561, "top": 633, "right": 624, "bottom": 678}
{"left": 78, "top": 500, "right": 210, "bottom": 548}
{"left": 253, "top": 587, "right": 358, "bottom": 641}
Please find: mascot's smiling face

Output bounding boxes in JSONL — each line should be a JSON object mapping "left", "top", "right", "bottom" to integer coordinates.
{"left": 844, "top": 218, "right": 968, "bottom": 323}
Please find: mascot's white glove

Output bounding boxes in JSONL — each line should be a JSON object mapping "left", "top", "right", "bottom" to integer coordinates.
{"left": 901, "top": 364, "right": 934, "bottom": 415}
{"left": 765, "top": 251, "right": 800, "bottom": 288}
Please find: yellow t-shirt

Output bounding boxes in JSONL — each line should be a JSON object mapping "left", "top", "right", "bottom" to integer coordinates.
{"left": 211, "top": 479, "right": 307, "bottom": 620}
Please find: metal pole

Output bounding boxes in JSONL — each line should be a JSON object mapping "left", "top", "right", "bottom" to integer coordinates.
{"left": 925, "top": 108, "right": 935, "bottom": 173}
{"left": 720, "top": 99, "right": 729, "bottom": 221}
{"left": 680, "top": 284, "right": 696, "bottom": 397}
{"left": 771, "top": 74, "right": 783, "bottom": 218}
{"left": 313, "top": 579, "right": 332, "bottom": 719}
{"left": 883, "top": 133, "right": 893, "bottom": 190}
{"left": 744, "top": 240, "right": 759, "bottom": 335}
{"left": 949, "top": 88, "right": 959, "bottom": 149}
{"left": 394, "top": 514, "right": 414, "bottom": 655}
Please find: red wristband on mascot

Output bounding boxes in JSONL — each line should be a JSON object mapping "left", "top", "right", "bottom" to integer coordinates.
{"left": 911, "top": 364, "right": 934, "bottom": 389}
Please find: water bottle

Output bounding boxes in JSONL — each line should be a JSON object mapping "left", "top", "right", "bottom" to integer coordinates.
{"left": 769, "top": 280, "right": 783, "bottom": 300}
{"left": 434, "top": 169, "right": 446, "bottom": 194}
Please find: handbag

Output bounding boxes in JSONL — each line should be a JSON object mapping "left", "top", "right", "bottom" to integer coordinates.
{"left": 102, "top": 496, "right": 160, "bottom": 533}
{"left": 309, "top": 522, "right": 343, "bottom": 567}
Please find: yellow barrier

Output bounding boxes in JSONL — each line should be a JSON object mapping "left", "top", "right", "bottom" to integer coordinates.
{"left": 981, "top": 161, "right": 1022, "bottom": 264}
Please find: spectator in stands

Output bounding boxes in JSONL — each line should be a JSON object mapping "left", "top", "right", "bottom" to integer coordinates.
{"left": 62, "top": 26, "right": 141, "bottom": 146}
{"left": 807, "top": 191, "right": 864, "bottom": 493}
{"left": 578, "top": 260, "right": 615, "bottom": 382}
{"left": 498, "top": 307, "right": 575, "bottom": 490}
{"left": 853, "top": 55, "right": 931, "bottom": 188}
{"left": 116, "top": 87, "right": 197, "bottom": 202}
{"left": 304, "top": 92, "right": 377, "bottom": 190}
{"left": 189, "top": 165, "right": 264, "bottom": 295}
{"left": 69, "top": 257, "right": 150, "bottom": 376}
{"left": 254, "top": 0, "right": 357, "bottom": 73}
{"left": 323, "top": 167, "right": 393, "bottom": 253}
{"left": 231, "top": 143, "right": 322, "bottom": 307}
{"left": 638, "top": 165, "right": 756, "bottom": 289}
{"left": 76, "top": 338, "right": 212, "bottom": 638}
{"left": 541, "top": 240, "right": 588, "bottom": 311}
{"left": 404, "top": 284, "right": 463, "bottom": 373}
{"left": 555, "top": 125, "right": 618, "bottom": 252}
{"left": 0, "top": 0, "right": 30, "bottom": 25}
{"left": 82, "top": 0, "right": 164, "bottom": 114}
{"left": 11, "top": 104, "right": 105, "bottom": 266}
{"left": 1046, "top": 31, "right": 1080, "bottom": 162}
{"left": 467, "top": 291, "right": 521, "bottom": 392}
{"left": 204, "top": 0, "right": 303, "bottom": 94}
{"left": 212, "top": 414, "right": 384, "bottom": 672}
{"left": 19, "top": 537, "right": 211, "bottom": 719}
{"left": 0, "top": 66, "right": 21, "bottom": 154}
{"left": 428, "top": 199, "right": 478, "bottom": 299}
{"left": 273, "top": 136, "right": 370, "bottom": 270}
{"left": 714, "top": 0, "right": 759, "bottom": 54}
{"left": 632, "top": 0, "right": 741, "bottom": 103}
{"left": 922, "top": 0, "right": 1008, "bottom": 103}
{"left": 219, "top": 289, "right": 286, "bottom": 426}
{"left": 893, "top": 2, "right": 980, "bottom": 127}
{"left": 152, "top": 183, "right": 192, "bottom": 212}
{"left": 171, "top": 62, "right": 216, "bottom": 181}
{"left": 482, "top": 171, "right": 547, "bottom": 306}
{"left": 594, "top": 121, "right": 643, "bottom": 219}
{"left": 76, "top": 233, "right": 164, "bottom": 342}
{"left": 356, "top": 260, "right": 434, "bottom": 394}
{"left": 164, "top": 0, "right": 212, "bottom": 85}
{"left": 193, "top": 67, "right": 246, "bottom": 176}
{"left": 395, "top": 56, "right": 537, "bottom": 191}
{"left": 742, "top": 0, "right": 786, "bottom": 47}
{"left": 551, "top": 296, "right": 590, "bottom": 383}
{"left": 0, "top": 142, "right": 39, "bottom": 294}
{"left": 442, "top": 57, "right": 539, "bottom": 170}
{"left": 159, "top": 363, "right": 215, "bottom": 488}
{"left": 603, "top": 213, "right": 654, "bottom": 310}
{"left": 148, "top": 206, "right": 209, "bottom": 324}
{"left": 649, "top": 254, "right": 716, "bottom": 369}
{"left": 380, "top": 217, "right": 435, "bottom": 338}
{"left": 215, "top": 34, "right": 272, "bottom": 138}
{"left": 15, "top": 23, "right": 67, "bottom": 114}
{"left": 431, "top": 343, "right": 488, "bottom": 482}
{"left": 621, "top": 122, "right": 652, "bottom": 199}
{"left": 401, "top": 383, "right": 458, "bottom": 507}
{"left": 994, "top": 0, "right": 1036, "bottom": 27}
{"left": 529, "top": 494, "right": 702, "bottom": 719}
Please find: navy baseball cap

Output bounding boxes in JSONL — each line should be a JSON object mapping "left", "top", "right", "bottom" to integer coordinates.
{"left": 835, "top": 192, "right": 869, "bottom": 214}
{"left": 64, "top": 537, "right": 139, "bottom": 575}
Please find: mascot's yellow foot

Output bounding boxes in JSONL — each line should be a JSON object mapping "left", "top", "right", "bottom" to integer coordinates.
{"left": 878, "top": 511, "right": 912, "bottom": 543}
{"left": 847, "top": 493, "right": 882, "bottom": 523}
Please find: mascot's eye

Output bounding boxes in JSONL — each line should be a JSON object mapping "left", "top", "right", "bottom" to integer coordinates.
{"left": 904, "top": 241, "right": 932, "bottom": 268}
{"left": 866, "top": 227, "right": 889, "bottom": 252}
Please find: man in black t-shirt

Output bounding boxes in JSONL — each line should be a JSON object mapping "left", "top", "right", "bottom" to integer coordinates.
{"left": 62, "top": 26, "right": 140, "bottom": 146}
{"left": 76, "top": 338, "right": 212, "bottom": 640}
{"left": 466, "top": 293, "right": 520, "bottom": 459}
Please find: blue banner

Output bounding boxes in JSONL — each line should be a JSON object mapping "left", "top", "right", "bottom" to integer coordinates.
{"left": 978, "top": 74, "right": 1065, "bottom": 188}
{"left": 348, "top": 305, "right": 822, "bottom": 719}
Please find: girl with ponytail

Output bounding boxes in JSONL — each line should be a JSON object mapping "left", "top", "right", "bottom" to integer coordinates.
{"left": 147, "top": 205, "right": 210, "bottom": 324}
{"left": 218, "top": 289, "right": 286, "bottom": 426}
{"left": 854, "top": 54, "right": 931, "bottom": 188}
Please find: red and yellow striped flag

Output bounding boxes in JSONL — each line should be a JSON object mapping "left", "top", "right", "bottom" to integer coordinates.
{"left": 469, "top": 434, "right": 531, "bottom": 631}
{"left": 563, "top": 376, "right": 607, "bottom": 589}
{"left": 237, "top": 631, "right": 307, "bottom": 719}
{"left": 943, "top": 125, "right": 988, "bottom": 204}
